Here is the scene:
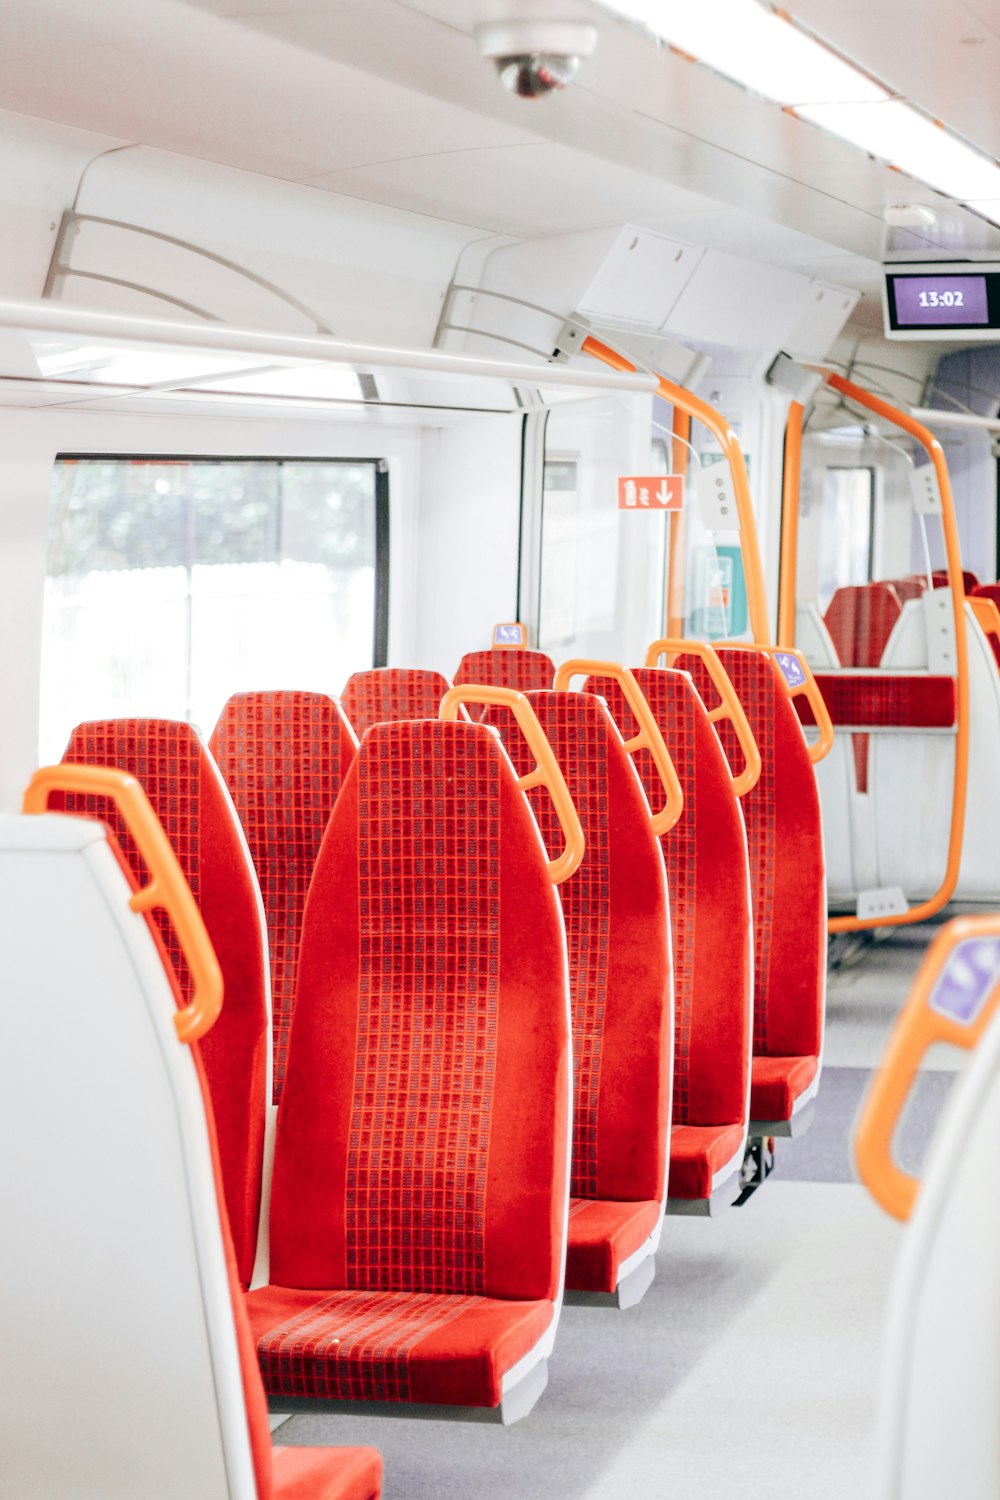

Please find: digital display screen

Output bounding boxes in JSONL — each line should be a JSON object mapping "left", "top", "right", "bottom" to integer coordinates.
{"left": 892, "top": 274, "right": 989, "bottom": 327}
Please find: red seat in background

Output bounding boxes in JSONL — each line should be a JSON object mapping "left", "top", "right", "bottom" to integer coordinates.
{"left": 933, "top": 569, "right": 979, "bottom": 592}
{"left": 341, "top": 667, "right": 453, "bottom": 736}
{"left": 482, "top": 685, "right": 672, "bottom": 1304}
{"left": 454, "top": 647, "right": 555, "bottom": 717}
{"left": 61, "top": 718, "right": 269, "bottom": 1288}
{"left": 588, "top": 667, "right": 753, "bottom": 1212}
{"left": 247, "top": 716, "right": 573, "bottom": 1421}
{"left": 824, "top": 582, "right": 904, "bottom": 792}
{"left": 209, "top": 691, "right": 358, "bottom": 1105}
{"left": 680, "top": 648, "right": 825, "bottom": 1137}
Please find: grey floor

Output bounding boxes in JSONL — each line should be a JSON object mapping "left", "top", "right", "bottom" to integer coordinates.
{"left": 274, "top": 920, "right": 964, "bottom": 1499}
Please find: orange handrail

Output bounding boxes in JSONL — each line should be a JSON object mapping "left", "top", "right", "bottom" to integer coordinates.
{"left": 777, "top": 399, "right": 805, "bottom": 648}
{"left": 644, "top": 637, "right": 762, "bottom": 796}
{"left": 750, "top": 644, "right": 835, "bottom": 765}
{"left": 823, "top": 373, "right": 969, "bottom": 936}
{"left": 856, "top": 914, "right": 1000, "bottom": 1220}
{"left": 553, "top": 657, "right": 684, "bottom": 834}
{"left": 582, "top": 334, "right": 772, "bottom": 645}
{"left": 23, "top": 763, "right": 224, "bottom": 1044}
{"left": 969, "top": 596, "right": 1000, "bottom": 667}
{"left": 667, "top": 409, "right": 691, "bottom": 639}
{"left": 439, "top": 684, "right": 585, "bottom": 884}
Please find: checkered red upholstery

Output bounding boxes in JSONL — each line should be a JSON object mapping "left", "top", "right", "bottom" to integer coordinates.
{"left": 482, "top": 690, "right": 671, "bottom": 1291}
{"left": 248, "top": 718, "right": 570, "bottom": 1408}
{"left": 341, "top": 668, "right": 452, "bottom": 737}
{"left": 61, "top": 718, "right": 269, "bottom": 1288}
{"left": 796, "top": 674, "right": 957, "bottom": 729}
{"left": 454, "top": 649, "right": 555, "bottom": 717}
{"left": 209, "top": 691, "right": 358, "bottom": 1104}
{"left": 588, "top": 670, "right": 752, "bottom": 1201}
{"left": 680, "top": 649, "right": 825, "bottom": 1127}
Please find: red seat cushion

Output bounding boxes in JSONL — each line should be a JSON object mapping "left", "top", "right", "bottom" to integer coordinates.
{"left": 454, "top": 648, "right": 555, "bottom": 717}
{"left": 588, "top": 669, "right": 752, "bottom": 1198}
{"left": 341, "top": 668, "right": 452, "bottom": 737}
{"left": 750, "top": 1055, "right": 819, "bottom": 1123}
{"left": 209, "top": 691, "right": 358, "bottom": 1103}
{"left": 681, "top": 649, "right": 825, "bottom": 1126}
{"left": 248, "top": 1287, "right": 554, "bottom": 1409}
{"left": 62, "top": 718, "right": 268, "bottom": 1287}
{"left": 273, "top": 1447, "right": 382, "bottom": 1500}
{"left": 668, "top": 1124, "right": 747, "bottom": 1201}
{"left": 565, "top": 1199, "right": 662, "bottom": 1295}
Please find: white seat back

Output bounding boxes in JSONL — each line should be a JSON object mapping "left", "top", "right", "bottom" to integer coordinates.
{"left": 0, "top": 812, "right": 259, "bottom": 1499}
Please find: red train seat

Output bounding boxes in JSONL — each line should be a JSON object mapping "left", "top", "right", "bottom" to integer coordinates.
{"left": 933, "top": 569, "right": 979, "bottom": 592}
{"left": 2, "top": 775, "right": 381, "bottom": 1500}
{"left": 246, "top": 715, "right": 573, "bottom": 1421}
{"left": 884, "top": 576, "right": 927, "bottom": 604}
{"left": 824, "top": 583, "right": 904, "bottom": 791}
{"left": 587, "top": 666, "right": 753, "bottom": 1213}
{"left": 341, "top": 667, "right": 453, "bottom": 736}
{"left": 824, "top": 582, "right": 903, "bottom": 667}
{"left": 61, "top": 718, "right": 269, "bottom": 1287}
{"left": 209, "top": 691, "right": 358, "bottom": 1105}
{"left": 681, "top": 647, "right": 825, "bottom": 1137}
{"left": 454, "top": 647, "right": 555, "bottom": 717}
{"left": 482, "top": 684, "right": 672, "bottom": 1305}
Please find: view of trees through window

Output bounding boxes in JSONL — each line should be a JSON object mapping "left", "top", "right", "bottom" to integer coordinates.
{"left": 41, "top": 457, "right": 381, "bottom": 761}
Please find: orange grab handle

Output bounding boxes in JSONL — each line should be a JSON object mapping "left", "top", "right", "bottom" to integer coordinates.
{"left": 750, "top": 645, "right": 834, "bottom": 764}
{"left": 969, "top": 596, "right": 1000, "bottom": 669}
{"left": 644, "top": 637, "right": 761, "bottom": 797}
{"left": 438, "top": 685, "right": 585, "bottom": 885}
{"left": 582, "top": 334, "right": 772, "bottom": 646}
{"left": 553, "top": 658, "right": 684, "bottom": 835}
{"left": 823, "top": 372, "right": 968, "bottom": 936}
{"left": 22, "top": 764, "right": 224, "bottom": 1044}
{"left": 856, "top": 915, "right": 1000, "bottom": 1220}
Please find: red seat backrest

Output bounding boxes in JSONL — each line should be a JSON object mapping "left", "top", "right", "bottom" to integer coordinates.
{"left": 587, "top": 669, "right": 751, "bottom": 1132}
{"left": 209, "top": 691, "right": 358, "bottom": 1105}
{"left": 267, "top": 719, "right": 570, "bottom": 1300}
{"left": 884, "top": 576, "right": 927, "bottom": 604}
{"left": 680, "top": 649, "right": 825, "bottom": 1064}
{"left": 933, "top": 569, "right": 979, "bottom": 592}
{"left": 824, "top": 582, "right": 903, "bottom": 667}
{"left": 483, "top": 690, "right": 671, "bottom": 1203}
{"left": 61, "top": 719, "right": 268, "bottom": 1287}
{"left": 454, "top": 649, "right": 555, "bottom": 717}
{"left": 341, "top": 668, "right": 452, "bottom": 736}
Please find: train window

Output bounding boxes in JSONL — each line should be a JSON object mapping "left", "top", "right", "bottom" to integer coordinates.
{"left": 40, "top": 456, "right": 386, "bottom": 760}
{"left": 817, "top": 466, "right": 875, "bottom": 611}
{"left": 536, "top": 394, "right": 668, "bottom": 660}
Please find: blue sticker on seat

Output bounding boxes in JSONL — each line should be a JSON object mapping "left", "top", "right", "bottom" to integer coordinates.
{"left": 774, "top": 651, "right": 807, "bottom": 688}
{"left": 929, "top": 937, "right": 1000, "bottom": 1026}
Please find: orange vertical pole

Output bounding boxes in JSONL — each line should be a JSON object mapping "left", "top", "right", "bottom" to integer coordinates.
{"left": 777, "top": 400, "right": 804, "bottom": 649}
{"left": 667, "top": 409, "right": 691, "bottom": 638}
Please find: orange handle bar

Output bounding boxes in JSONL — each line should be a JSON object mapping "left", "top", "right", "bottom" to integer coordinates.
{"left": 644, "top": 637, "right": 761, "bottom": 798}
{"left": 23, "top": 764, "right": 224, "bottom": 1045}
{"left": 856, "top": 915, "right": 1000, "bottom": 1220}
{"left": 750, "top": 645, "right": 834, "bottom": 764}
{"left": 553, "top": 658, "right": 684, "bottom": 835}
{"left": 969, "top": 596, "right": 1000, "bottom": 665}
{"left": 438, "top": 685, "right": 585, "bottom": 885}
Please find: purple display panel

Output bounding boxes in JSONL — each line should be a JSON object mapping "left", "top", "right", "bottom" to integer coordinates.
{"left": 893, "top": 275, "right": 989, "bottom": 327}
{"left": 929, "top": 937, "right": 1000, "bottom": 1027}
{"left": 774, "top": 651, "right": 807, "bottom": 689}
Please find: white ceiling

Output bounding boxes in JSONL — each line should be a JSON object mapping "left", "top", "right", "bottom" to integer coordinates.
{"left": 0, "top": 0, "right": 999, "bottom": 333}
